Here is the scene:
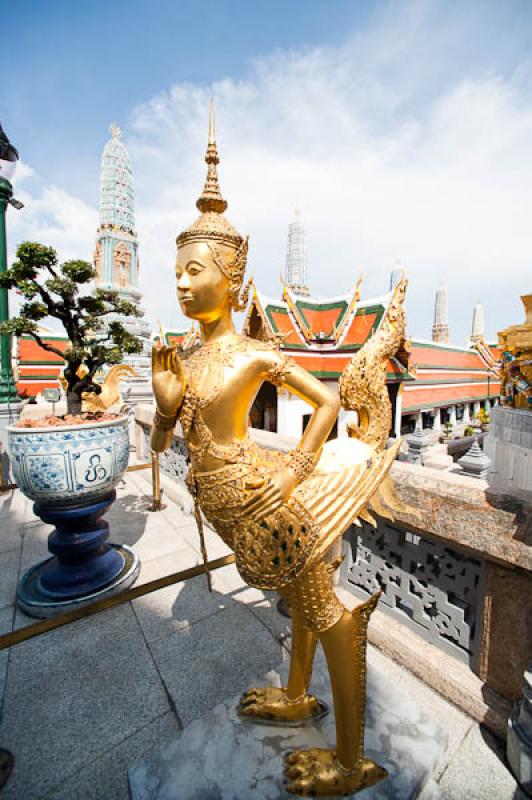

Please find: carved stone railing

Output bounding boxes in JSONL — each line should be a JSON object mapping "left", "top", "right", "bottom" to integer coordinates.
{"left": 134, "top": 403, "right": 531, "bottom": 735}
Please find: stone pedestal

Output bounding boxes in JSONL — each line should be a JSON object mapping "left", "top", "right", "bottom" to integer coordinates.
{"left": 422, "top": 443, "right": 454, "bottom": 471}
{"left": 405, "top": 425, "right": 432, "bottom": 465}
{"left": 508, "top": 667, "right": 532, "bottom": 796}
{"left": 484, "top": 406, "right": 532, "bottom": 492}
{"left": 128, "top": 650, "right": 448, "bottom": 800}
{"left": 457, "top": 438, "right": 491, "bottom": 479}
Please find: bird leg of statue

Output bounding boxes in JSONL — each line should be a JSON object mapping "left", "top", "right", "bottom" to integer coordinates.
{"left": 150, "top": 101, "right": 409, "bottom": 797}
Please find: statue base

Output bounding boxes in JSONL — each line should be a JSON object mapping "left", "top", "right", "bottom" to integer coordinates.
{"left": 128, "top": 649, "right": 448, "bottom": 799}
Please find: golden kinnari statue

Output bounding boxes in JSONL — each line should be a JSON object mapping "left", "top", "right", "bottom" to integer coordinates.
{"left": 151, "top": 101, "right": 408, "bottom": 796}
{"left": 498, "top": 294, "right": 532, "bottom": 410}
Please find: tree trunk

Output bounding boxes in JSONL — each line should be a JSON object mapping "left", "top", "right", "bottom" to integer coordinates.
{"left": 66, "top": 391, "right": 82, "bottom": 416}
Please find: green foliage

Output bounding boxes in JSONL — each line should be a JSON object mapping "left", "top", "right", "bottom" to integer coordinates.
{"left": 443, "top": 420, "right": 453, "bottom": 436}
{"left": 475, "top": 408, "right": 490, "bottom": 426}
{"left": 464, "top": 426, "right": 475, "bottom": 437}
{"left": 0, "top": 241, "right": 143, "bottom": 411}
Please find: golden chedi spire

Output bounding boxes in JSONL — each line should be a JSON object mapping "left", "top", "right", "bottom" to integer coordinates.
{"left": 177, "top": 98, "right": 243, "bottom": 250}
{"left": 196, "top": 99, "right": 228, "bottom": 214}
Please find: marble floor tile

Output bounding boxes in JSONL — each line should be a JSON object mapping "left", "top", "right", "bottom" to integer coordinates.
{"left": 132, "top": 566, "right": 234, "bottom": 644}
{"left": 0, "top": 548, "right": 20, "bottom": 611}
{"left": 149, "top": 602, "right": 287, "bottom": 727}
{"left": 46, "top": 711, "right": 181, "bottom": 800}
{"left": 438, "top": 723, "right": 524, "bottom": 800}
{"left": 1, "top": 604, "right": 171, "bottom": 799}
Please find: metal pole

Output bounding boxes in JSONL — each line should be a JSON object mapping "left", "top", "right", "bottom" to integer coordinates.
{"left": 149, "top": 449, "right": 165, "bottom": 511}
{"left": 0, "top": 177, "right": 19, "bottom": 404}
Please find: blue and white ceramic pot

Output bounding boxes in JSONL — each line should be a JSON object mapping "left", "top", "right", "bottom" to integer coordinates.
{"left": 8, "top": 416, "right": 129, "bottom": 508}
{"left": 7, "top": 417, "right": 139, "bottom": 618}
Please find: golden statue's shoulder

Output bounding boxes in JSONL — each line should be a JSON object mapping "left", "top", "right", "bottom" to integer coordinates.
{"left": 238, "top": 334, "right": 278, "bottom": 354}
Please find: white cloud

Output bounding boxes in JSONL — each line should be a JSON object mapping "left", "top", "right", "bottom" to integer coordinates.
{"left": 9, "top": 1, "right": 532, "bottom": 343}
{"left": 127, "top": 8, "right": 532, "bottom": 343}
{"left": 9, "top": 167, "right": 98, "bottom": 263}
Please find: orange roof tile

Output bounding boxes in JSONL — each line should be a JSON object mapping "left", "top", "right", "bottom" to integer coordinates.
{"left": 410, "top": 344, "right": 486, "bottom": 370}
{"left": 342, "top": 312, "right": 379, "bottom": 346}
{"left": 295, "top": 304, "right": 347, "bottom": 337}
{"left": 269, "top": 310, "right": 301, "bottom": 345}
{"left": 403, "top": 382, "right": 501, "bottom": 411}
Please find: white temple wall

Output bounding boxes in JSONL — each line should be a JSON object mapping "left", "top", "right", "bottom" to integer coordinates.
{"left": 277, "top": 392, "right": 313, "bottom": 438}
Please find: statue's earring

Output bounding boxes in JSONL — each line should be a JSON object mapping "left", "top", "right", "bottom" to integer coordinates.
{"left": 233, "top": 278, "right": 252, "bottom": 311}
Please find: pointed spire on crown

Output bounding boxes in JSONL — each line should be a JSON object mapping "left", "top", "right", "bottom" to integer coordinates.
{"left": 196, "top": 99, "right": 228, "bottom": 214}
{"left": 110, "top": 123, "right": 122, "bottom": 140}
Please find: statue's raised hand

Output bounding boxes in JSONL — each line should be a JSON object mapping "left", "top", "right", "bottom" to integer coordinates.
{"left": 151, "top": 344, "right": 185, "bottom": 417}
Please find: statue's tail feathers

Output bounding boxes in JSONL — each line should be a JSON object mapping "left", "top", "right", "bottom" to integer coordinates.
{"left": 339, "top": 275, "right": 407, "bottom": 452}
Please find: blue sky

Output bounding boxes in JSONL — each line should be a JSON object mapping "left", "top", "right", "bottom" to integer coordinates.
{"left": 3, "top": 0, "right": 532, "bottom": 341}
{"left": 4, "top": 0, "right": 373, "bottom": 204}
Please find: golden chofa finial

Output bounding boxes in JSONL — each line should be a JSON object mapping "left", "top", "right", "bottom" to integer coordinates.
{"left": 196, "top": 98, "right": 228, "bottom": 214}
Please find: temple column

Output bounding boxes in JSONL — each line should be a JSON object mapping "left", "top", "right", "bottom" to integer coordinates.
{"left": 449, "top": 406, "right": 457, "bottom": 427}
{"left": 432, "top": 408, "right": 441, "bottom": 432}
{"left": 393, "top": 388, "right": 402, "bottom": 438}
{"left": 463, "top": 404, "right": 471, "bottom": 424}
{"left": 473, "top": 401, "right": 481, "bottom": 421}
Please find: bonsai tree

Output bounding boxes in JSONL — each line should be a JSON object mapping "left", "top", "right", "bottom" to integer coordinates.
{"left": 442, "top": 419, "right": 453, "bottom": 439}
{"left": 0, "top": 242, "right": 143, "bottom": 414}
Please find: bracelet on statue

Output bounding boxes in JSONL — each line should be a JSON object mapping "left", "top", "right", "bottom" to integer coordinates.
{"left": 287, "top": 447, "right": 319, "bottom": 482}
{"left": 154, "top": 410, "right": 177, "bottom": 432}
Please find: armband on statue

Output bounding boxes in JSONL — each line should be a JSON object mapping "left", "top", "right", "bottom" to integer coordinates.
{"left": 267, "top": 355, "right": 296, "bottom": 388}
{"left": 287, "top": 447, "right": 320, "bottom": 483}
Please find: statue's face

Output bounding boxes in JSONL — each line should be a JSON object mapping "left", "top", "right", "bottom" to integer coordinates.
{"left": 175, "top": 241, "right": 232, "bottom": 322}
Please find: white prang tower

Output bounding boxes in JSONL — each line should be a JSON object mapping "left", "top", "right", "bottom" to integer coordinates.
{"left": 93, "top": 124, "right": 153, "bottom": 425}
{"left": 285, "top": 209, "right": 309, "bottom": 296}
{"left": 470, "top": 303, "right": 485, "bottom": 345}
{"left": 432, "top": 284, "right": 450, "bottom": 344}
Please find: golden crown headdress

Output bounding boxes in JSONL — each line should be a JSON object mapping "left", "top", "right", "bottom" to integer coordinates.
{"left": 176, "top": 100, "right": 250, "bottom": 310}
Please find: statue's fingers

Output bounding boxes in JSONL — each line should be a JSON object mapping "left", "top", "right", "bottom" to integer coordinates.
{"left": 245, "top": 489, "right": 277, "bottom": 517}
{"left": 239, "top": 698, "right": 258, "bottom": 710}
{"left": 283, "top": 750, "right": 298, "bottom": 764}
{"left": 240, "top": 692, "right": 261, "bottom": 706}
{"left": 250, "top": 498, "right": 282, "bottom": 522}
{"left": 243, "top": 483, "right": 273, "bottom": 511}
{"left": 284, "top": 751, "right": 299, "bottom": 765}
{"left": 151, "top": 344, "right": 162, "bottom": 370}
{"left": 240, "top": 689, "right": 259, "bottom": 702}
{"left": 163, "top": 347, "right": 174, "bottom": 372}
{"left": 285, "top": 765, "right": 305, "bottom": 779}
{"left": 170, "top": 348, "right": 184, "bottom": 379}
{"left": 244, "top": 477, "right": 268, "bottom": 490}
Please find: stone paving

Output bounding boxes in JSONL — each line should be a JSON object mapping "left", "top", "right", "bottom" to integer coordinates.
{"left": 0, "top": 470, "right": 527, "bottom": 799}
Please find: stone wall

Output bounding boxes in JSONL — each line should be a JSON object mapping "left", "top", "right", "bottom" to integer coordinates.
{"left": 343, "top": 460, "right": 531, "bottom": 711}
{"left": 484, "top": 405, "right": 532, "bottom": 493}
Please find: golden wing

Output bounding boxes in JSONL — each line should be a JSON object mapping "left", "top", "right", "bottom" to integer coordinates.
{"left": 294, "top": 438, "right": 402, "bottom": 561}
{"left": 294, "top": 276, "right": 416, "bottom": 559}
{"left": 339, "top": 275, "right": 407, "bottom": 452}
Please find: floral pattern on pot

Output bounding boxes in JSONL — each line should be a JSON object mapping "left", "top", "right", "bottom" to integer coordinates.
{"left": 8, "top": 417, "right": 129, "bottom": 508}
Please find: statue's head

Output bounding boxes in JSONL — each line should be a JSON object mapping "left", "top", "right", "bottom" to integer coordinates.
{"left": 176, "top": 101, "right": 249, "bottom": 321}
